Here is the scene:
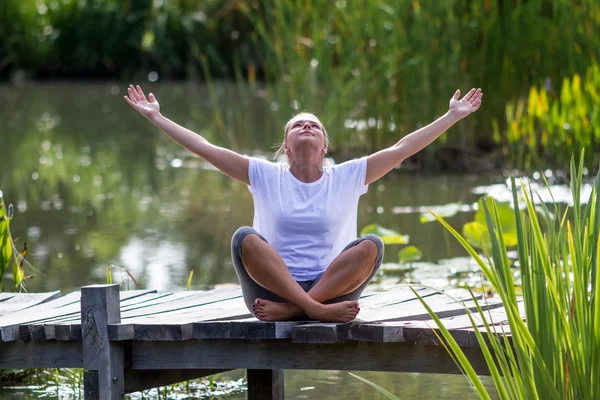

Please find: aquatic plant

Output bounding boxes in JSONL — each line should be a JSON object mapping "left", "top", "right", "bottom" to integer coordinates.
{"left": 0, "top": 190, "right": 30, "bottom": 291}
{"left": 416, "top": 153, "right": 600, "bottom": 399}
{"left": 496, "top": 63, "right": 600, "bottom": 169}
{"left": 354, "top": 152, "right": 600, "bottom": 399}
{"left": 360, "top": 224, "right": 422, "bottom": 282}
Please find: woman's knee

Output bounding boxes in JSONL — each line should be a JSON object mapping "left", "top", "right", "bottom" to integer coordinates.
{"left": 231, "top": 226, "right": 254, "bottom": 247}
{"left": 359, "top": 234, "right": 384, "bottom": 269}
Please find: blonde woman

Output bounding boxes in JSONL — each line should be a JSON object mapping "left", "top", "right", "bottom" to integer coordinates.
{"left": 125, "top": 85, "right": 483, "bottom": 322}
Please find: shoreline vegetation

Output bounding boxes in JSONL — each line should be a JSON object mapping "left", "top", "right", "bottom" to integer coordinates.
{"left": 1, "top": 0, "right": 600, "bottom": 170}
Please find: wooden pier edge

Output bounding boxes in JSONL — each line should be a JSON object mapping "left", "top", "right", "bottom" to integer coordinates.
{"left": 80, "top": 285, "right": 233, "bottom": 400}
{"left": 81, "top": 284, "right": 125, "bottom": 399}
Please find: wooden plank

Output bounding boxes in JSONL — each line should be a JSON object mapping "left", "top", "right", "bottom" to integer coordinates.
{"left": 290, "top": 297, "right": 505, "bottom": 343}
{"left": 0, "top": 293, "right": 16, "bottom": 302}
{"left": 357, "top": 287, "right": 440, "bottom": 308}
{"left": 124, "top": 369, "right": 231, "bottom": 394}
{"left": 118, "top": 287, "right": 243, "bottom": 320}
{"left": 0, "top": 291, "right": 61, "bottom": 316}
{"left": 119, "top": 291, "right": 211, "bottom": 314}
{"left": 0, "top": 340, "right": 83, "bottom": 368}
{"left": 24, "top": 290, "right": 160, "bottom": 326}
{"left": 0, "top": 290, "right": 156, "bottom": 342}
{"left": 401, "top": 301, "right": 524, "bottom": 331}
{"left": 130, "top": 339, "right": 491, "bottom": 375}
{"left": 81, "top": 284, "right": 124, "bottom": 399}
{"left": 291, "top": 322, "right": 356, "bottom": 343}
{"left": 360, "top": 295, "right": 505, "bottom": 322}
{"left": 247, "top": 369, "right": 284, "bottom": 400}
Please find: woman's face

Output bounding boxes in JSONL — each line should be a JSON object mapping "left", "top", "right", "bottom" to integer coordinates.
{"left": 285, "top": 115, "right": 326, "bottom": 156}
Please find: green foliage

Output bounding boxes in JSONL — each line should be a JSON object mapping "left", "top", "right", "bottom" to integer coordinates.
{"left": 2, "top": 1, "right": 600, "bottom": 168}
{"left": 362, "top": 224, "right": 421, "bottom": 282}
{"left": 462, "top": 198, "right": 517, "bottom": 250}
{"left": 0, "top": 191, "right": 13, "bottom": 291}
{"left": 397, "top": 246, "right": 422, "bottom": 264}
{"left": 359, "top": 153, "right": 600, "bottom": 398}
{"left": 497, "top": 63, "right": 600, "bottom": 169}
{"left": 428, "top": 152, "right": 600, "bottom": 399}
{"left": 360, "top": 224, "right": 409, "bottom": 245}
{"left": 242, "top": 0, "right": 600, "bottom": 163}
{"left": 186, "top": 269, "right": 194, "bottom": 291}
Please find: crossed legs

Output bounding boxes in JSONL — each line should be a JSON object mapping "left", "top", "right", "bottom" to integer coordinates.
{"left": 233, "top": 228, "right": 381, "bottom": 322}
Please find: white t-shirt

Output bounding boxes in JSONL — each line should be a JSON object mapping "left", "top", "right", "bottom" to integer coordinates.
{"left": 247, "top": 156, "right": 369, "bottom": 281}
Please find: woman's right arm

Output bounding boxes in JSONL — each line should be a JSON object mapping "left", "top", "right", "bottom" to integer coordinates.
{"left": 124, "top": 85, "right": 249, "bottom": 185}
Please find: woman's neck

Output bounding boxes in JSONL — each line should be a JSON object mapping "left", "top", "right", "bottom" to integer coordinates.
{"left": 288, "top": 153, "right": 323, "bottom": 183}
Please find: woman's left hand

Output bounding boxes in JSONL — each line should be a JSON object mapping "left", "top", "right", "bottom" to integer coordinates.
{"left": 449, "top": 88, "right": 483, "bottom": 120}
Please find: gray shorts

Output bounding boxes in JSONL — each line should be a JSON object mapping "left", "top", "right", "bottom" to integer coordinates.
{"left": 231, "top": 226, "right": 384, "bottom": 314}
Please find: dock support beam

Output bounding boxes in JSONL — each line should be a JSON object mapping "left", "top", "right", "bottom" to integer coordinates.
{"left": 81, "top": 284, "right": 124, "bottom": 400}
{"left": 247, "top": 369, "right": 284, "bottom": 400}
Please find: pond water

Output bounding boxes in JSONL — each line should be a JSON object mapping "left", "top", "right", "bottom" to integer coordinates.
{"left": 0, "top": 81, "right": 575, "bottom": 398}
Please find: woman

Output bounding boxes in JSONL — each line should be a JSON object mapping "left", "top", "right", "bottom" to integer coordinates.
{"left": 124, "top": 85, "right": 483, "bottom": 322}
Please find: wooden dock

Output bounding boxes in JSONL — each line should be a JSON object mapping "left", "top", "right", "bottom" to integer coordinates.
{"left": 0, "top": 284, "right": 521, "bottom": 399}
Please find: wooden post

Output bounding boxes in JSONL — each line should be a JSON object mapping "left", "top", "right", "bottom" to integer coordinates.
{"left": 247, "top": 369, "right": 284, "bottom": 400}
{"left": 81, "top": 284, "right": 124, "bottom": 400}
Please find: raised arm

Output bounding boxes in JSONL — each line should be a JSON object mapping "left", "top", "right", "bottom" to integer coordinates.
{"left": 124, "top": 85, "right": 249, "bottom": 185}
{"left": 365, "top": 88, "right": 482, "bottom": 185}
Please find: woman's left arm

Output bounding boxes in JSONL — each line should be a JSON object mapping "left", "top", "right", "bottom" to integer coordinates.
{"left": 365, "top": 88, "right": 482, "bottom": 185}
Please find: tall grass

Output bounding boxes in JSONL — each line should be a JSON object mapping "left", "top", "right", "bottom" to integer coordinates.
{"left": 423, "top": 152, "right": 600, "bottom": 399}
{"left": 2, "top": 1, "right": 599, "bottom": 168}
{"left": 242, "top": 0, "right": 600, "bottom": 164}
{"left": 355, "top": 153, "right": 600, "bottom": 398}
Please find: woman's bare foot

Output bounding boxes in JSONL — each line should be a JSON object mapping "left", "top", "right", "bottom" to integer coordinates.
{"left": 252, "top": 299, "right": 360, "bottom": 322}
{"left": 252, "top": 299, "right": 304, "bottom": 321}
{"left": 307, "top": 301, "right": 360, "bottom": 322}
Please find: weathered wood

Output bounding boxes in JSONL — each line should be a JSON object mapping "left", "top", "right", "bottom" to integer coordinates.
{"left": 362, "top": 295, "right": 505, "bottom": 322}
{"left": 123, "top": 369, "right": 230, "bottom": 394}
{"left": 131, "top": 339, "right": 491, "bottom": 375}
{"left": 119, "top": 288, "right": 243, "bottom": 320}
{"left": 291, "top": 322, "right": 355, "bottom": 343}
{"left": 0, "top": 340, "right": 83, "bottom": 368}
{"left": 108, "top": 323, "right": 134, "bottom": 341}
{"left": 352, "top": 322, "right": 406, "bottom": 343}
{"left": 247, "top": 369, "right": 284, "bottom": 400}
{"left": 81, "top": 284, "right": 124, "bottom": 399}
{"left": 0, "top": 290, "right": 156, "bottom": 342}
{"left": 0, "top": 291, "right": 61, "bottom": 316}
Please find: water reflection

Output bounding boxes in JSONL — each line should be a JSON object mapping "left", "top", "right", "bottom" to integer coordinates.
{"left": 1, "top": 82, "right": 503, "bottom": 293}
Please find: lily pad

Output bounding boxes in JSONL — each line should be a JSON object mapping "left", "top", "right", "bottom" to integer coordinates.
{"left": 397, "top": 245, "right": 422, "bottom": 263}
{"left": 474, "top": 197, "right": 518, "bottom": 247}
{"left": 462, "top": 221, "right": 492, "bottom": 250}
{"left": 360, "top": 224, "right": 409, "bottom": 245}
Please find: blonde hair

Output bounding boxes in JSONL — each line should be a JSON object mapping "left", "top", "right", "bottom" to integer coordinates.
{"left": 273, "top": 112, "right": 330, "bottom": 161}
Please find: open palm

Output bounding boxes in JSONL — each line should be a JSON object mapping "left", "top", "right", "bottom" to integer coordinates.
{"left": 124, "top": 85, "right": 160, "bottom": 118}
{"left": 449, "top": 88, "right": 482, "bottom": 120}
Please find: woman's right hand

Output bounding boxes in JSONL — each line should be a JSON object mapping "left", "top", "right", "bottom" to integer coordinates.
{"left": 124, "top": 85, "right": 160, "bottom": 119}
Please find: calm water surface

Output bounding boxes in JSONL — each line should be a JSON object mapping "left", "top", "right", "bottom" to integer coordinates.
{"left": 0, "top": 82, "right": 508, "bottom": 398}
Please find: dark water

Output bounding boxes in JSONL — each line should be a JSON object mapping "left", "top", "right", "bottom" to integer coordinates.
{"left": 0, "top": 82, "right": 507, "bottom": 398}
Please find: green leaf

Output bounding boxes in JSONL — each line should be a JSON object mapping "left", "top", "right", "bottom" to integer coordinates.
{"left": 475, "top": 198, "right": 517, "bottom": 247}
{"left": 106, "top": 267, "right": 112, "bottom": 285}
{"left": 462, "top": 221, "right": 491, "bottom": 250}
{"left": 397, "top": 246, "right": 422, "bottom": 263}
{"left": 360, "top": 224, "right": 409, "bottom": 244}
{"left": 186, "top": 270, "right": 194, "bottom": 291}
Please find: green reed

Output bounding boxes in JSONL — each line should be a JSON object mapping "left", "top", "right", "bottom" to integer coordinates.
{"left": 2, "top": 1, "right": 599, "bottom": 167}
{"left": 423, "top": 152, "right": 600, "bottom": 399}
{"left": 241, "top": 0, "right": 600, "bottom": 164}
{"left": 496, "top": 63, "right": 600, "bottom": 169}
{"left": 356, "top": 153, "right": 600, "bottom": 398}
